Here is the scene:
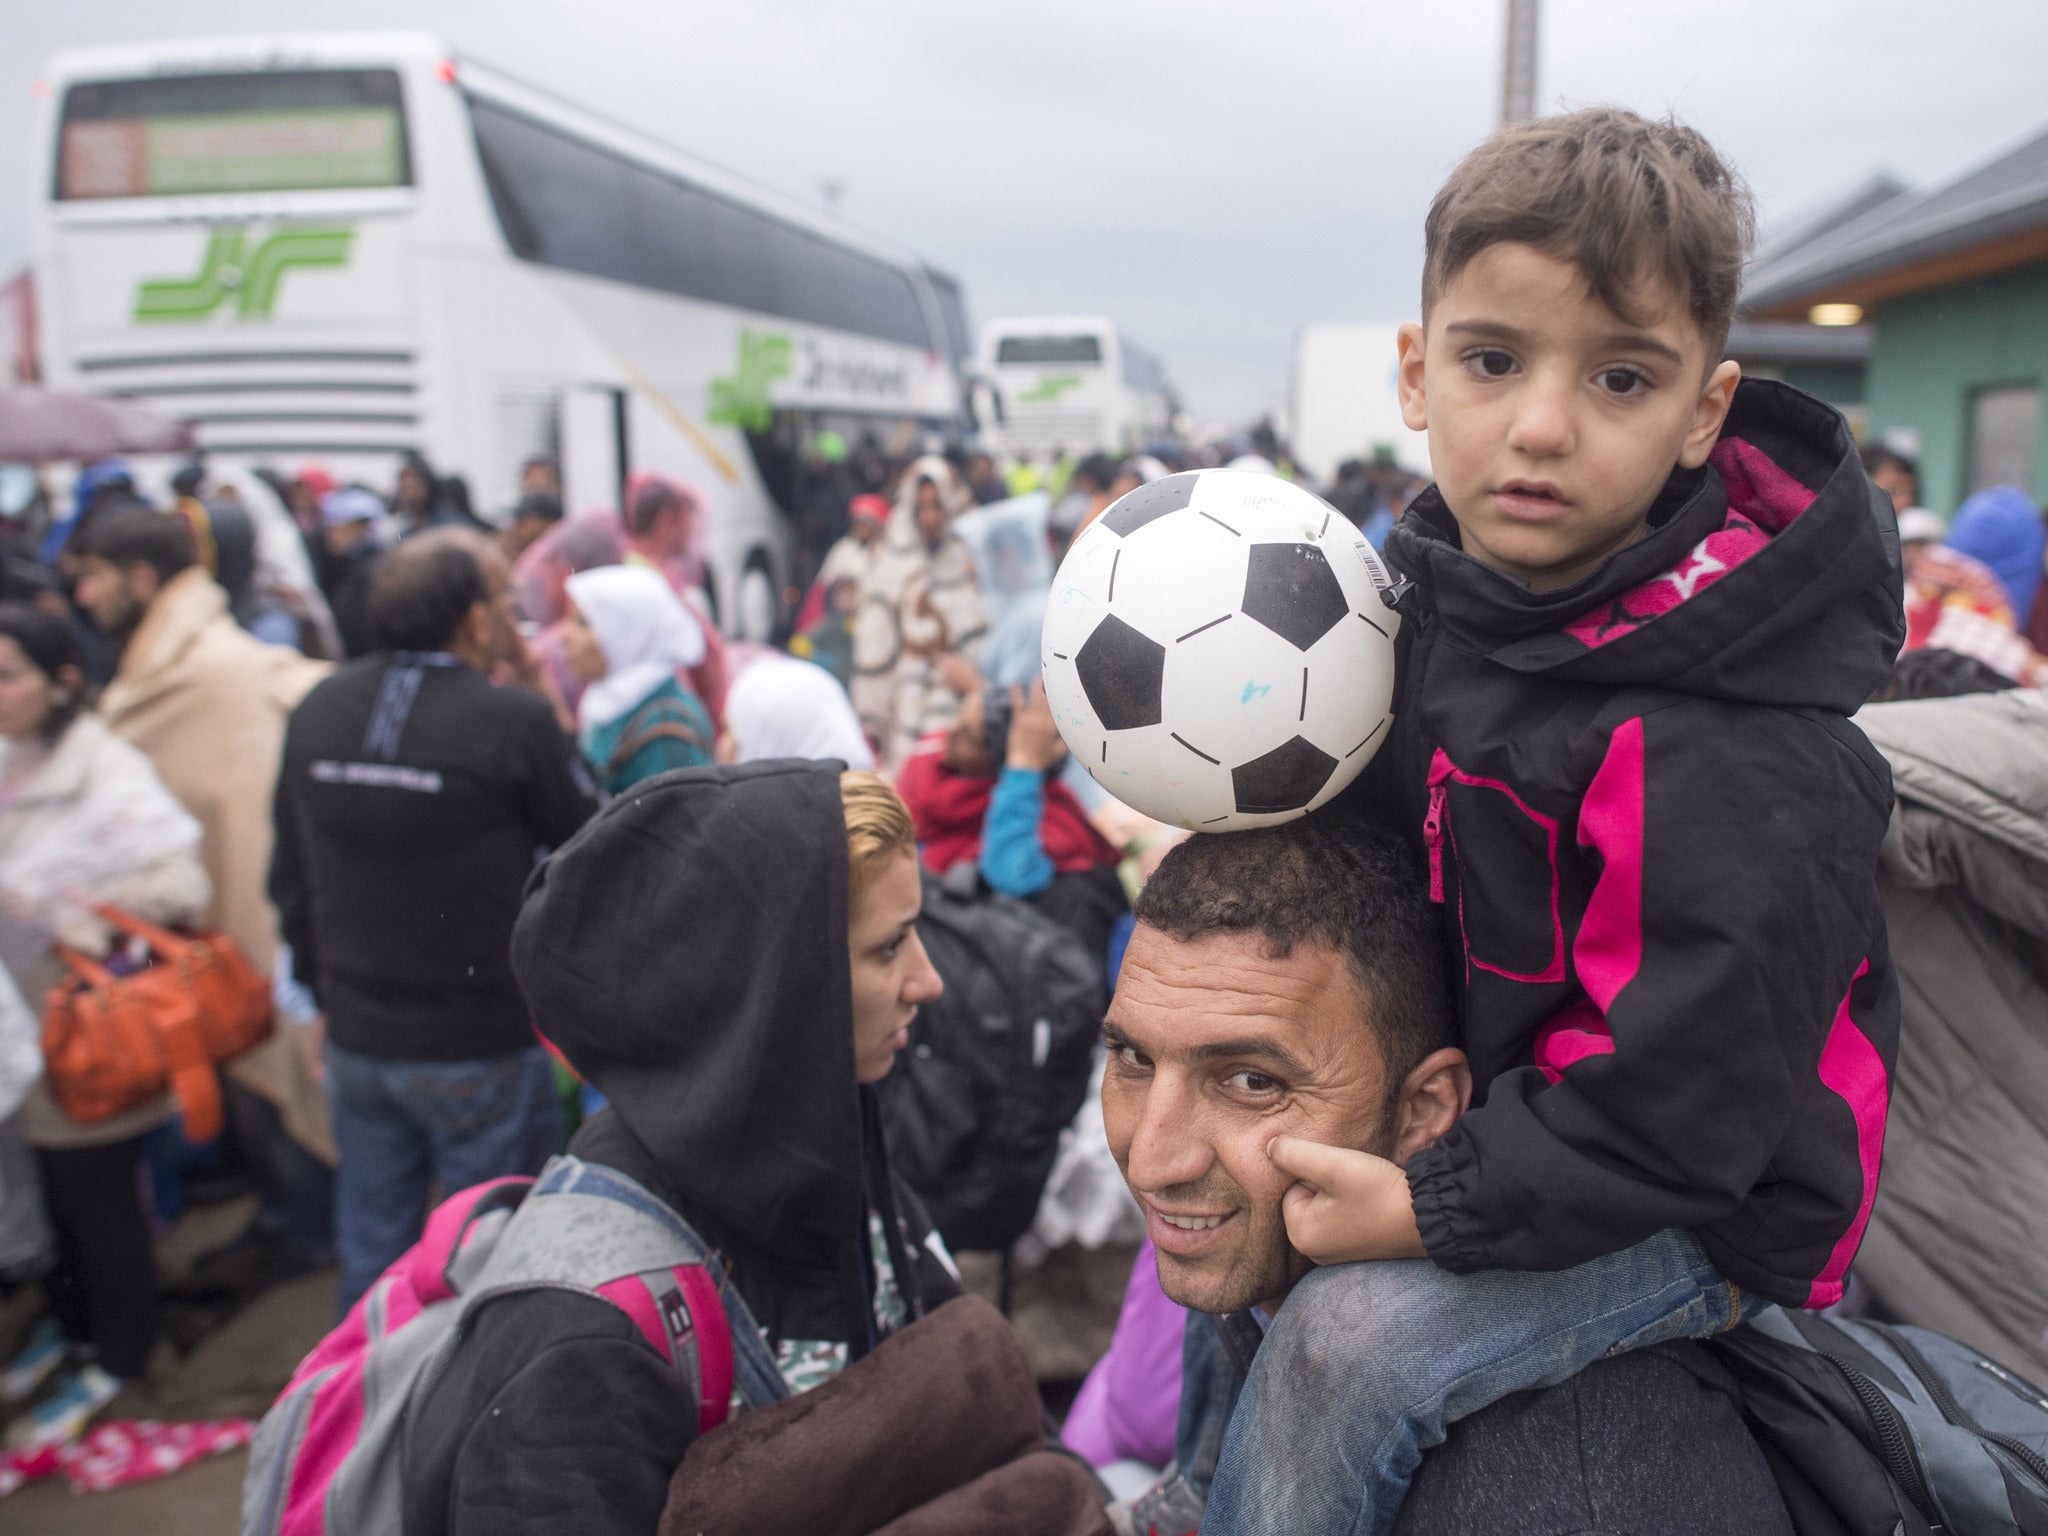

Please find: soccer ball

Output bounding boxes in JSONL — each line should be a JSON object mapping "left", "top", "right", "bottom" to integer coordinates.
{"left": 1041, "top": 469, "right": 1400, "bottom": 831}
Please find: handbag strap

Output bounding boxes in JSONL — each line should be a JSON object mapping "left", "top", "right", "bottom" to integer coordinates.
{"left": 51, "top": 942, "right": 116, "bottom": 991}
{"left": 91, "top": 904, "right": 187, "bottom": 959}
{"left": 151, "top": 992, "right": 226, "bottom": 1144}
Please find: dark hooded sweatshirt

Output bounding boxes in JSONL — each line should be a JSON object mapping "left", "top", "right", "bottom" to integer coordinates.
{"left": 399, "top": 762, "right": 957, "bottom": 1536}
{"left": 1357, "top": 378, "right": 1905, "bottom": 1309}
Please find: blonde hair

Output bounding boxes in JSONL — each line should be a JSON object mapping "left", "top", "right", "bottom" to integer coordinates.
{"left": 841, "top": 770, "right": 917, "bottom": 906}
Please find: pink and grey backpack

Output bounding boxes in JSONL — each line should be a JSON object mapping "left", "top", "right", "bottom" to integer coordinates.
{"left": 240, "top": 1155, "right": 786, "bottom": 1536}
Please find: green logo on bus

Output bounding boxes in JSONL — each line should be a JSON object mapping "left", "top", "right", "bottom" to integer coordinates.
{"left": 708, "top": 329, "right": 793, "bottom": 432}
{"left": 1017, "top": 373, "right": 1084, "bottom": 404}
{"left": 134, "top": 225, "right": 355, "bottom": 323}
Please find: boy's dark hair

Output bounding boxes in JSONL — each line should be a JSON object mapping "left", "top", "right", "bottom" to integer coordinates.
{"left": 1422, "top": 107, "right": 1756, "bottom": 360}
{"left": 1136, "top": 815, "right": 1452, "bottom": 1095}
{"left": 0, "top": 602, "right": 87, "bottom": 742}
{"left": 367, "top": 533, "right": 488, "bottom": 653}
{"left": 73, "top": 507, "right": 198, "bottom": 583}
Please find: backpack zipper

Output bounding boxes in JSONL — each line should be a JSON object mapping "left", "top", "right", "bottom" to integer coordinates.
{"left": 1879, "top": 1325, "right": 2048, "bottom": 1491}
{"left": 1819, "top": 1349, "right": 1948, "bottom": 1531}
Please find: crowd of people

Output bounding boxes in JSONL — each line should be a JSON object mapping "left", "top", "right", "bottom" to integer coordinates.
{"left": 0, "top": 106, "right": 2046, "bottom": 1536}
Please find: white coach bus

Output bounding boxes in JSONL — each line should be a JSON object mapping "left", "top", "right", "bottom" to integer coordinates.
{"left": 977, "top": 315, "right": 1174, "bottom": 461}
{"left": 32, "top": 32, "right": 974, "bottom": 638}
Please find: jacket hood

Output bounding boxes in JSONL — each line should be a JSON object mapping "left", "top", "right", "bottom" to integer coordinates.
{"left": 511, "top": 760, "right": 862, "bottom": 1276}
{"left": 1386, "top": 378, "right": 1905, "bottom": 711}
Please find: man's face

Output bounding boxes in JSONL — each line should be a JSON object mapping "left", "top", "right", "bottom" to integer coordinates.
{"left": 73, "top": 556, "right": 153, "bottom": 638}
{"left": 1398, "top": 242, "right": 1740, "bottom": 592}
{"left": 913, "top": 481, "right": 947, "bottom": 546}
{"left": 1102, "top": 926, "right": 1397, "bottom": 1316}
{"left": 1870, "top": 461, "right": 1917, "bottom": 515}
{"left": 941, "top": 688, "right": 992, "bottom": 776}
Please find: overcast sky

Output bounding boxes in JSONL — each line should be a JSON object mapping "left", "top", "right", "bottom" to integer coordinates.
{"left": 7, "top": 0, "right": 2048, "bottom": 424}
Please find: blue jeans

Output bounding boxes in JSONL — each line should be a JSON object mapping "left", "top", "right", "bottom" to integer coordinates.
{"left": 1200, "top": 1228, "right": 1760, "bottom": 1536}
{"left": 326, "top": 1043, "right": 559, "bottom": 1316}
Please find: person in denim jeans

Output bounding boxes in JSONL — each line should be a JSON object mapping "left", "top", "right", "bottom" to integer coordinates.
{"left": 271, "top": 532, "right": 601, "bottom": 1315}
{"left": 1104, "top": 821, "right": 1780, "bottom": 1536}
{"left": 323, "top": 1045, "right": 559, "bottom": 1309}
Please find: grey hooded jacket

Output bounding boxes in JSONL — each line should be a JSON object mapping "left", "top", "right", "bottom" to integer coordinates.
{"left": 1854, "top": 688, "right": 2048, "bottom": 1380}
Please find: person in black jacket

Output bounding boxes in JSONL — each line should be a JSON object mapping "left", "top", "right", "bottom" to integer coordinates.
{"left": 269, "top": 530, "right": 601, "bottom": 1315}
{"left": 1197, "top": 110, "right": 1905, "bottom": 1536}
{"left": 399, "top": 763, "right": 1089, "bottom": 1536}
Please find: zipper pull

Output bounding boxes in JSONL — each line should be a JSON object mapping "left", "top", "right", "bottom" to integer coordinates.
{"left": 1423, "top": 751, "right": 1454, "bottom": 904}
{"left": 1423, "top": 780, "right": 1447, "bottom": 903}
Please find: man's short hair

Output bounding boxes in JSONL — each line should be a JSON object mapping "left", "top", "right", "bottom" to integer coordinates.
{"left": 367, "top": 532, "right": 488, "bottom": 653}
{"left": 1136, "top": 815, "right": 1452, "bottom": 1092}
{"left": 73, "top": 507, "right": 197, "bottom": 583}
{"left": 1422, "top": 106, "right": 1755, "bottom": 360}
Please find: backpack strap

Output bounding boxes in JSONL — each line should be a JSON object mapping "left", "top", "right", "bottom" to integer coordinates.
{"left": 460, "top": 1157, "right": 789, "bottom": 1414}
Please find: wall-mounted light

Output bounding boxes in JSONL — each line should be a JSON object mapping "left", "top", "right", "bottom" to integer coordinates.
{"left": 1808, "top": 302, "right": 1864, "bottom": 326}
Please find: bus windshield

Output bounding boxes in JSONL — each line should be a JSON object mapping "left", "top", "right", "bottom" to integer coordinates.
{"left": 995, "top": 335, "right": 1102, "bottom": 365}
{"left": 55, "top": 68, "right": 411, "bottom": 200}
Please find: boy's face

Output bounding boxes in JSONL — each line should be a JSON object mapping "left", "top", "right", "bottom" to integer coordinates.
{"left": 1398, "top": 243, "right": 1742, "bottom": 592}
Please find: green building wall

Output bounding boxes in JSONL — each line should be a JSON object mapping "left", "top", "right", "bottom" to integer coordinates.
{"left": 1865, "top": 260, "right": 2048, "bottom": 514}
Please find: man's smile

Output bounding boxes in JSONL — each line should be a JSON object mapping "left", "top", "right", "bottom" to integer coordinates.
{"left": 1143, "top": 1197, "right": 1239, "bottom": 1256}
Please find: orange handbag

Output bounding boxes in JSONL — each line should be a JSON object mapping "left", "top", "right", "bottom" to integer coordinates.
{"left": 40, "top": 906, "right": 274, "bottom": 1144}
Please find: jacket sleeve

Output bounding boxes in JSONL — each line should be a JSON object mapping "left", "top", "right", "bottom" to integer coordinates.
{"left": 1407, "top": 705, "right": 1893, "bottom": 1274}
{"left": 448, "top": 1334, "right": 694, "bottom": 1536}
{"left": 518, "top": 700, "right": 604, "bottom": 852}
{"left": 978, "top": 768, "right": 1056, "bottom": 897}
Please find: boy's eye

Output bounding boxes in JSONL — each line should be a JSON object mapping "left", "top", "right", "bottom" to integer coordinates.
{"left": 1597, "top": 366, "right": 1651, "bottom": 395}
{"left": 1466, "top": 348, "right": 1517, "bottom": 378}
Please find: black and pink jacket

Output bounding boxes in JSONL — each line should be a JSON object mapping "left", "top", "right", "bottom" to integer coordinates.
{"left": 1366, "top": 379, "right": 1905, "bottom": 1309}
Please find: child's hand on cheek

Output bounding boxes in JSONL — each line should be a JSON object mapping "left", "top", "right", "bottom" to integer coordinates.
{"left": 1268, "top": 1136, "right": 1427, "bottom": 1265}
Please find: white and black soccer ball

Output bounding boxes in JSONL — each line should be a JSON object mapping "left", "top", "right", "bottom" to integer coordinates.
{"left": 1041, "top": 469, "right": 1401, "bottom": 832}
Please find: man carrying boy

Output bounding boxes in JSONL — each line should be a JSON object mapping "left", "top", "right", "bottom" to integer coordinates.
{"left": 1199, "top": 109, "right": 1905, "bottom": 1534}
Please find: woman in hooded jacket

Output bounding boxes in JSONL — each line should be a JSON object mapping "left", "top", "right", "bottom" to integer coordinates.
{"left": 850, "top": 456, "right": 988, "bottom": 766}
{"left": 0, "top": 604, "right": 210, "bottom": 1443}
{"left": 559, "top": 564, "right": 715, "bottom": 794}
{"left": 401, "top": 763, "right": 1109, "bottom": 1535}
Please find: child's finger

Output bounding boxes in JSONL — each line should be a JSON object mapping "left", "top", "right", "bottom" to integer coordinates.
{"left": 1279, "top": 1181, "right": 1328, "bottom": 1247}
{"left": 1267, "top": 1135, "right": 1368, "bottom": 1191}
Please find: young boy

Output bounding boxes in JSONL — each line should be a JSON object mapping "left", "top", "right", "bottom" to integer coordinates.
{"left": 1199, "top": 109, "right": 1904, "bottom": 1534}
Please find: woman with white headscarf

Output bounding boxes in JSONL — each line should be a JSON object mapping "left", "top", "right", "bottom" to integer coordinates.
{"left": 720, "top": 654, "right": 875, "bottom": 769}
{"left": 561, "top": 565, "right": 715, "bottom": 794}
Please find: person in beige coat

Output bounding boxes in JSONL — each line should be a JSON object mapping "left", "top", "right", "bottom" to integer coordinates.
{"left": 0, "top": 603, "right": 210, "bottom": 1439}
{"left": 72, "top": 508, "right": 335, "bottom": 1280}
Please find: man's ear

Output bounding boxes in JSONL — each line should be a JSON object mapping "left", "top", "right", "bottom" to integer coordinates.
{"left": 1396, "top": 322, "right": 1430, "bottom": 433}
{"left": 457, "top": 598, "right": 495, "bottom": 659}
{"left": 1677, "top": 358, "right": 1742, "bottom": 470}
{"left": 1390, "top": 1048, "right": 1472, "bottom": 1167}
